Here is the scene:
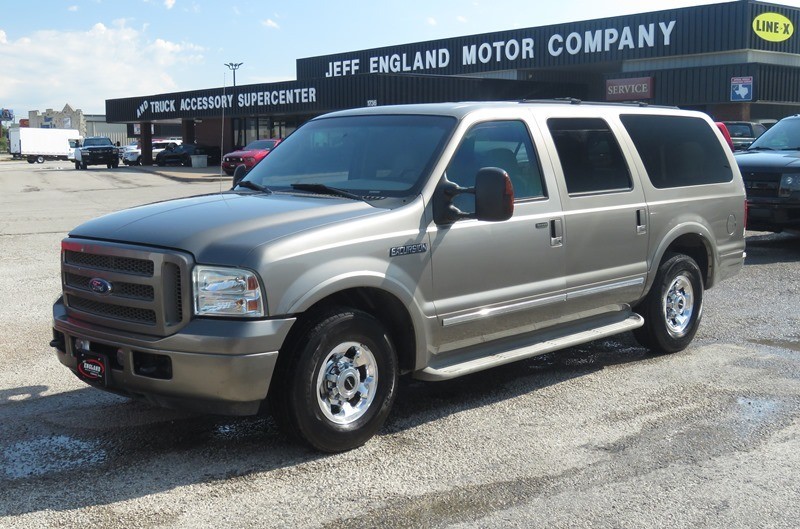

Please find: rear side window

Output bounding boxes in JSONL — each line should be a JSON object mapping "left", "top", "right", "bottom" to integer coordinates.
{"left": 547, "top": 118, "right": 632, "bottom": 195}
{"left": 620, "top": 115, "right": 733, "bottom": 188}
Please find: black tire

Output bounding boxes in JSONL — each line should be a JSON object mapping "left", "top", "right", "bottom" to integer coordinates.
{"left": 269, "top": 308, "right": 398, "bottom": 452}
{"left": 36, "top": 156, "right": 45, "bottom": 164}
{"left": 634, "top": 254, "right": 704, "bottom": 354}
{"left": 106, "top": 163, "right": 112, "bottom": 169}
{"left": 27, "top": 157, "right": 35, "bottom": 164}
{"left": 80, "top": 161, "right": 88, "bottom": 170}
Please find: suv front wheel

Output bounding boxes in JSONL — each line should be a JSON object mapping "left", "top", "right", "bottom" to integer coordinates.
{"left": 270, "top": 308, "right": 398, "bottom": 452}
{"left": 634, "top": 253, "right": 704, "bottom": 354}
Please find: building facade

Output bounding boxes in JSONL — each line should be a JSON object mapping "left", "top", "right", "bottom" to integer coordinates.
{"left": 106, "top": 1, "right": 800, "bottom": 158}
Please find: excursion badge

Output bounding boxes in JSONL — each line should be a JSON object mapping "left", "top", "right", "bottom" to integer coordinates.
{"left": 389, "top": 243, "right": 428, "bottom": 257}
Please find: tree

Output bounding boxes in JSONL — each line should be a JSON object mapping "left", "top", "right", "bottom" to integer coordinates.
{"left": 0, "top": 123, "right": 7, "bottom": 153}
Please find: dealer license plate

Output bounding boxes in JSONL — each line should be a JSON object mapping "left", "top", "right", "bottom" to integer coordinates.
{"left": 76, "top": 350, "right": 109, "bottom": 387}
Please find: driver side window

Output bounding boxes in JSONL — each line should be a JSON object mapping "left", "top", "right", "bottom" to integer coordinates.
{"left": 445, "top": 120, "right": 545, "bottom": 213}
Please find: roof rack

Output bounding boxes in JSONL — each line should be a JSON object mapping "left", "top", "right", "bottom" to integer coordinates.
{"left": 518, "top": 98, "right": 678, "bottom": 109}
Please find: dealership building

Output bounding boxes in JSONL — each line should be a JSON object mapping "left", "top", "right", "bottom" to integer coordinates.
{"left": 106, "top": 0, "right": 800, "bottom": 162}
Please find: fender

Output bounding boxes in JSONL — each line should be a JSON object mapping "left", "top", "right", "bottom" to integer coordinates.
{"left": 645, "top": 220, "right": 715, "bottom": 293}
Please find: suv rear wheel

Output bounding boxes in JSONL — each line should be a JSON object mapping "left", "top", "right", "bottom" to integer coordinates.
{"left": 270, "top": 308, "right": 398, "bottom": 452}
{"left": 634, "top": 253, "right": 704, "bottom": 354}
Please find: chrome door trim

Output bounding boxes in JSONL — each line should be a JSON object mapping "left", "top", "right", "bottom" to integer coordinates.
{"left": 566, "top": 277, "right": 645, "bottom": 300}
{"left": 441, "top": 293, "right": 566, "bottom": 327}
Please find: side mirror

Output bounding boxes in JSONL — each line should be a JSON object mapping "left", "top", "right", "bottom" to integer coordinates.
{"left": 232, "top": 164, "right": 248, "bottom": 188}
{"left": 433, "top": 167, "right": 514, "bottom": 224}
{"left": 474, "top": 168, "right": 514, "bottom": 222}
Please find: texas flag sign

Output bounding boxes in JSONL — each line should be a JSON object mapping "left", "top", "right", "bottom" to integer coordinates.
{"left": 731, "top": 76, "right": 754, "bottom": 102}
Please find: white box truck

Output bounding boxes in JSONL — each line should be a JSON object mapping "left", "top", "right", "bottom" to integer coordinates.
{"left": 9, "top": 128, "right": 81, "bottom": 163}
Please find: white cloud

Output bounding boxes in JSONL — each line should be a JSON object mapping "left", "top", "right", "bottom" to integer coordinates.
{"left": 164, "top": 0, "right": 176, "bottom": 9}
{"left": 233, "top": 6, "right": 240, "bottom": 15}
{"left": 0, "top": 21, "right": 205, "bottom": 114}
{"left": 427, "top": 17, "right": 437, "bottom": 26}
{"left": 261, "top": 19, "right": 279, "bottom": 29}
{"left": 456, "top": 15, "right": 467, "bottom": 23}
{"left": 68, "top": 5, "right": 78, "bottom": 11}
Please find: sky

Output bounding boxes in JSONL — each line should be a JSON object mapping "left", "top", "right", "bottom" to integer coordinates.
{"left": 2, "top": 0, "right": 800, "bottom": 121}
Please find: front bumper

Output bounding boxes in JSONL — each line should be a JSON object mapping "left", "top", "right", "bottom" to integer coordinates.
{"left": 52, "top": 298, "right": 296, "bottom": 415}
{"left": 747, "top": 199, "right": 800, "bottom": 231}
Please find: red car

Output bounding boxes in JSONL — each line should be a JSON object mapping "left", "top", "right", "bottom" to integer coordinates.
{"left": 221, "top": 139, "right": 282, "bottom": 175}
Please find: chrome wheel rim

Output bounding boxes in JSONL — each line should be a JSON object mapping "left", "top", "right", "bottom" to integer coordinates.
{"left": 316, "top": 342, "right": 378, "bottom": 425}
{"left": 663, "top": 274, "right": 694, "bottom": 337}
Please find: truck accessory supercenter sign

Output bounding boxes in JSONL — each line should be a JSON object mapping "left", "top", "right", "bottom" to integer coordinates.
{"left": 135, "top": 88, "right": 318, "bottom": 118}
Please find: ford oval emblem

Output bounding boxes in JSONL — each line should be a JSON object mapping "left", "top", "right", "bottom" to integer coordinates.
{"left": 89, "top": 278, "right": 113, "bottom": 295}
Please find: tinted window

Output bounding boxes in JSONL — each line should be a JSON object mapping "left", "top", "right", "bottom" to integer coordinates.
{"left": 621, "top": 115, "right": 733, "bottom": 188}
{"left": 748, "top": 117, "right": 800, "bottom": 151}
{"left": 725, "top": 123, "right": 753, "bottom": 138}
{"left": 243, "top": 115, "right": 455, "bottom": 197}
{"left": 446, "top": 120, "right": 546, "bottom": 212}
{"left": 548, "top": 118, "right": 631, "bottom": 195}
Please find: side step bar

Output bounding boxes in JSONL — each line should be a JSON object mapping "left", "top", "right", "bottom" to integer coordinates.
{"left": 416, "top": 314, "right": 644, "bottom": 381}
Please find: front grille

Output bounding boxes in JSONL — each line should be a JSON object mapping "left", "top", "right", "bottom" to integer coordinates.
{"left": 61, "top": 240, "right": 191, "bottom": 336}
{"left": 65, "top": 273, "right": 154, "bottom": 300}
{"left": 68, "top": 296, "right": 157, "bottom": 325}
{"left": 65, "top": 250, "right": 154, "bottom": 276}
{"left": 743, "top": 172, "right": 780, "bottom": 199}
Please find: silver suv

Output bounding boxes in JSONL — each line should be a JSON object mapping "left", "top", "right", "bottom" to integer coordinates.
{"left": 51, "top": 101, "right": 746, "bottom": 452}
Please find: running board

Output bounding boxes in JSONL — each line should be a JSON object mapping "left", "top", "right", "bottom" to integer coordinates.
{"left": 416, "top": 314, "right": 644, "bottom": 381}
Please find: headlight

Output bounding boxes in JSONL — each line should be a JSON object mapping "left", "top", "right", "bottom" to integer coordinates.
{"left": 779, "top": 174, "right": 800, "bottom": 197}
{"left": 193, "top": 266, "right": 265, "bottom": 318}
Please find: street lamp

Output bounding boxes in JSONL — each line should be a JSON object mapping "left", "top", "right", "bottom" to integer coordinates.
{"left": 224, "top": 62, "right": 243, "bottom": 87}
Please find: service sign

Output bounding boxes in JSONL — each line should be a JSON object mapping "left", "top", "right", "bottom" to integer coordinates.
{"left": 606, "top": 77, "right": 654, "bottom": 101}
{"left": 753, "top": 12, "right": 794, "bottom": 43}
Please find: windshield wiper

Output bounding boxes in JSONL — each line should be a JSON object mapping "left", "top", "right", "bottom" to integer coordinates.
{"left": 236, "top": 180, "right": 272, "bottom": 194}
{"left": 747, "top": 146, "right": 774, "bottom": 151}
{"left": 291, "top": 183, "right": 362, "bottom": 200}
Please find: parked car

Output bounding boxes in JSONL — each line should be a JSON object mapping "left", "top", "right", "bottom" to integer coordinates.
{"left": 722, "top": 121, "right": 767, "bottom": 150}
{"left": 221, "top": 138, "right": 282, "bottom": 175}
{"left": 734, "top": 114, "right": 800, "bottom": 232}
{"left": 123, "top": 140, "right": 181, "bottom": 166}
{"left": 715, "top": 122, "right": 734, "bottom": 151}
{"left": 155, "top": 143, "right": 220, "bottom": 167}
{"left": 52, "top": 101, "right": 745, "bottom": 452}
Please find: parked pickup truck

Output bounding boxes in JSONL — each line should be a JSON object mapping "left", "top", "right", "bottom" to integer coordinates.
{"left": 74, "top": 137, "right": 119, "bottom": 169}
{"left": 51, "top": 101, "right": 746, "bottom": 452}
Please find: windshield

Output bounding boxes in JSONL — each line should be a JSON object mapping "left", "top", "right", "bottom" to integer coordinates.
{"left": 241, "top": 114, "right": 456, "bottom": 197}
{"left": 83, "top": 138, "right": 112, "bottom": 147}
{"left": 244, "top": 139, "right": 279, "bottom": 150}
{"left": 748, "top": 118, "right": 800, "bottom": 150}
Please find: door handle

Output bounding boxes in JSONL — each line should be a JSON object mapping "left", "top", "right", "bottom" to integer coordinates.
{"left": 636, "top": 209, "right": 647, "bottom": 235}
{"left": 550, "top": 219, "right": 563, "bottom": 247}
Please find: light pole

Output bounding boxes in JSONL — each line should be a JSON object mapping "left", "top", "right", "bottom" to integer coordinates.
{"left": 224, "top": 62, "right": 243, "bottom": 87}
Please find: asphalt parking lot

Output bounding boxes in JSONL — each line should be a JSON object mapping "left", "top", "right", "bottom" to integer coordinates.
{"left": 0, "top": 158, "right": 798, "bottom": 529}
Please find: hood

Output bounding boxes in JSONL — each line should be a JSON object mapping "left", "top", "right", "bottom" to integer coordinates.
{"left": 734, "top": 150, "right": 800, "bottom": 172}
{"left": 70, "top": 192, "right": 383, "bottom": 265}
{"left": 224, "top": 147, "right": 270, "bottom": 158}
